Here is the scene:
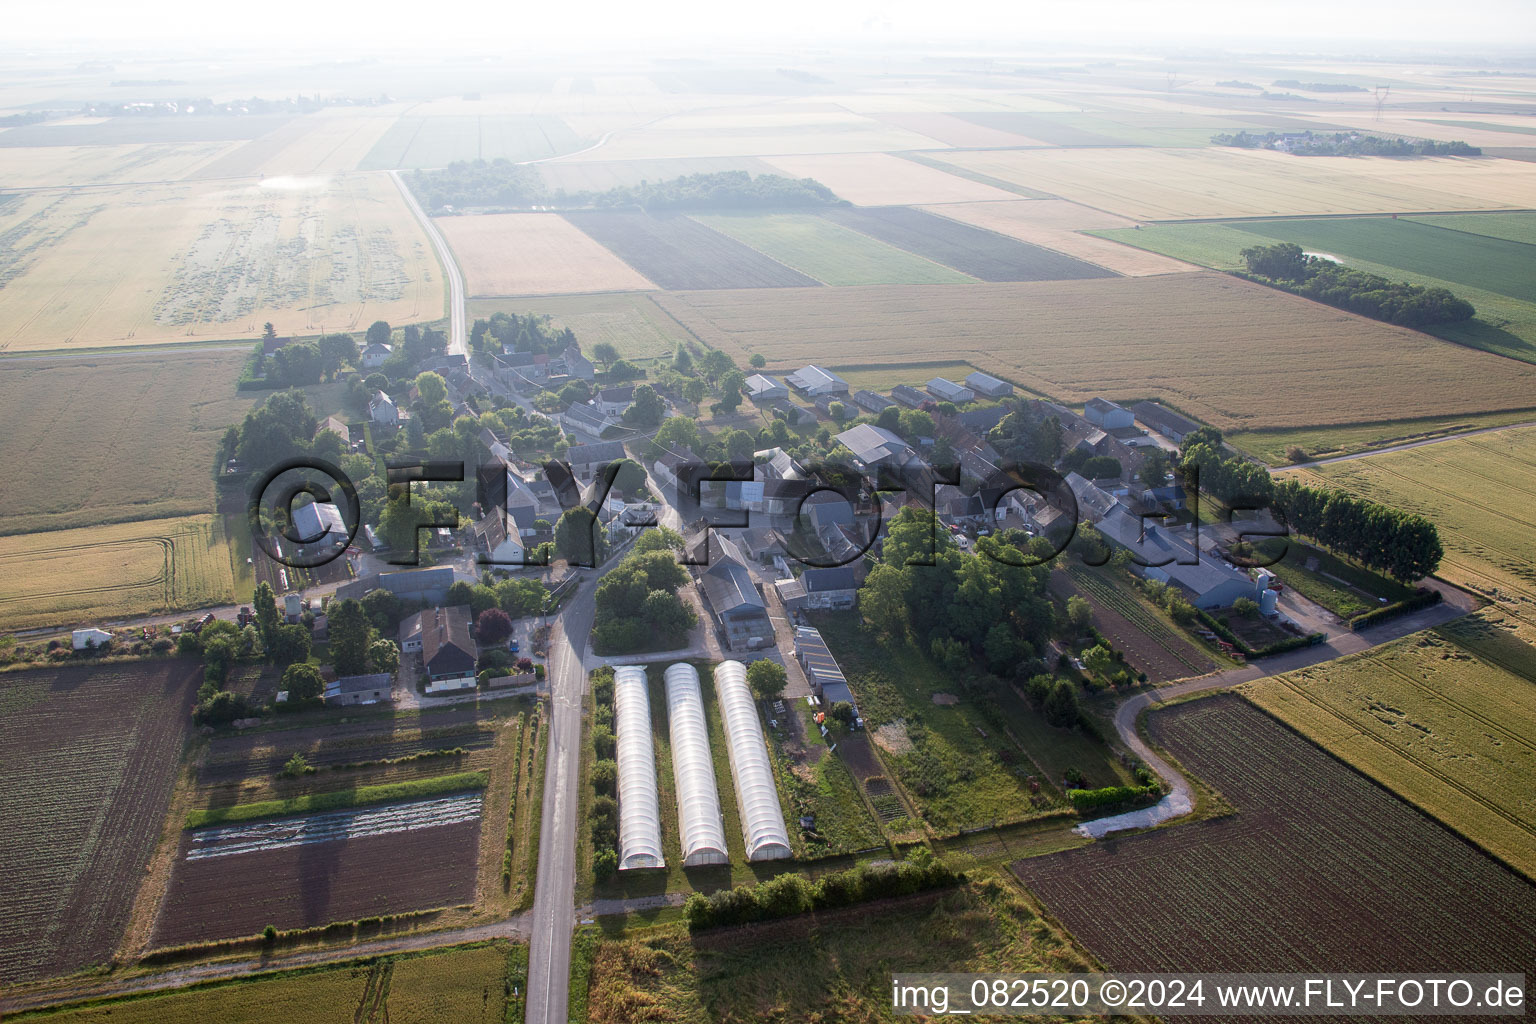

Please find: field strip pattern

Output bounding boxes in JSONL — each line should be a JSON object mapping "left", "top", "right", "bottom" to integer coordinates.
{"left": 187, "top": 793, "right": 483, "bottom": 860}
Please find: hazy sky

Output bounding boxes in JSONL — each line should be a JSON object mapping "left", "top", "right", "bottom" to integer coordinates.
{"left": 11, "top": 0, "right": 1536, "bottom": 51}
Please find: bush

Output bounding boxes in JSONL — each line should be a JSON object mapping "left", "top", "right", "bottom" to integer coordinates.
{"left": 685, "top": 856, "right": 961, "bottom": 931}
{"left": 1349, "top": 587, "right": 1442, "bottom": 630}
{"left": 592, "top": 759, "right": 617, "bottom": 797}
{"left": 262, "top": 924, "right": 277, "bottom": 943}
{"left": 1068, "top": 784, "right": 1159, "bottom": 811}
{"left": 593, "top": 725, "right": 615, "bottom": 760}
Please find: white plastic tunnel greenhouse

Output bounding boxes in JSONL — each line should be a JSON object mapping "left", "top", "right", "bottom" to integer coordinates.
{"left": 663, "top": 663, "right": 730, "bottom": 867}
{"left": 613, "top": 665, "right": 664, "bottom": 870}
{"left": 713, "top": 660, "right": 792, "bottom": 861}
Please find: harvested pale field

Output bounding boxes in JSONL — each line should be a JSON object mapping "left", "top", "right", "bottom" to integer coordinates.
{"left": 469, "top": 292, "right": 690, "bottom": 362}
{"left": 437, "top": 213, "right": 655, "bottom": 296}
{"left": 560, "top": 110, "right": 938, "bottom": 162}
{"left": 760, "top": 152, "right": 1017, "bottom": 206}
{"left": 652, "top": 272, "right": 1536, "bottom": 431}
{"left": 929, "top": 146, "right": 1536, "bottom": 220}
{"left": 0, "top": 516, "right": 236, "bottom": 631}
{"left": 0, "top": 142, "right": 244, "bottom": 188}
{"left": 192, "top": 109, "right": 407, "bottom": 178}
{"left": 828, "top": 91, "right": 1082, "bottom": 114}
{"left": 1284, "top": 425, "right": 1536, "bottom": 625}
{"left": 1243, "top": 614, "right": 1536, "bottom": 878}
{"left": 692, "top": 212, "right": 975, "bottom": 286}
{"left": 0, "top": 347, "right": 253, "bottom": 534}
{"left": 923, "top": 200, "right": 1199, "bottom": 275}
{"left": 359, "top": 113, "right": 588, "bottom": 170}
{"left": 869, "top": 111, "right": 1050, "bottom": 147}
{"left": 0, "top": 173, "right": 442, "bottom": 351}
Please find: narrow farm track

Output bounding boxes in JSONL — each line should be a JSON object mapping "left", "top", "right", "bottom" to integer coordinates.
{"left": 1288, "top": 418, "right": 1536, "bottom": 468}
{"left": 388, "top": 169, "right": 464, "bottom": 355}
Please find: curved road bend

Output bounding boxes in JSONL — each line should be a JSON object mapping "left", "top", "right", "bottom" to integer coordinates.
{"left": 1078, "top": 583, "right": 1475, "bottom": 838}
{"left": 389, "top": 169, "right": 466, "bottom": 357}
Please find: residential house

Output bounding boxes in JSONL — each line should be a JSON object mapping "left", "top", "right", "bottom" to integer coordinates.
{"left": 369, "top": 390, "right": 399, "bottom": 426}
{"left": 851, "top": 389, "right": 895, "bottom": 414}
{"left": 360, "top": 342, "right": 392, "bottom": 369}
{"left": 652, "top": 447, "right": 699, "bottom": 492}
{"left": 469, "top": 510, "right": 525, "bottom": 565}
{"left": 315, "top": 416, "right": 353, "bottom": 447}
{"left": 560, "top": 402, "right": 615, "bottom": 441}
{"left": 785, "top": 364, "right": 849, "bottom": 397}
{"left": 1142, "top": 484, "right": 1188, "bottom": 511}
{"left": 956, "top": 405, "right": 1009, "bottom": 437}
{"left": 595, "top": 385, "right": 635, "bottom": 417}
{"left": 566, "top": 440, "right": 627, "bottom": 480}
{"left": 1131, "top": 401, "right": 1202, "bottom": 444}
{"left": 965, "top": 371, "right": 1013, "bottom": 398}
{"left": 1085, "top": 398, "right": 1135, "bottom": 430}
{"left": 1064, "top": 471, "right": 1120, "bottom": 523}
{"left": 402, "top": 606, "right": 477, "bottom": 683}
{"left": 324, "top": 673, "right": 393, "bottom": 705}
{"left": 753, "top": 447, "right": 803, "bottom": 482}
{"left": 560, "top": 346, "right": 595, "bottom": 381}
{"left": 890, "top": 384, "right": 929, "bottom": 409}
{"left": 744, "top": 374, "right": 788, "bottom": 402}
{"left": 1096, "top": 506, "right": 1264, "bottom": 610}
{"left": 835, "top": 423, "right": 914, "bottom": 472}
{"left": 926, "top": 377, "right": 975, "bottom": 403}
{"left": 801, "top": 567, "right": 857, "bottom": 610}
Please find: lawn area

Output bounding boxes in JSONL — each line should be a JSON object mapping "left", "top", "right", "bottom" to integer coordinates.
{"left": 828, "top": 362, "right": 988, "bottom": 395}
{"left": 583, "top": 873, "right": 1099, "bottom": 1023}
{"left": 16, "top": 942, "right": 524, "bottom": 1023}
{"left": 1242, "top": 611, "right": 1536, "bottom": 878}
{"left": 467, "top": 292, "right": 692, "bottom": 362}
{"left": 691, "top": 212, "right": 977, "bottom": 286}
{"left": 770, "top": 696, "right": 887, "bottom": 856}
{"left": 1251, "top": 536, "right": 1417, "bottom": 619}
{"left": 1090, "top": 222, "right": 1255, "bottom": 269}
{"left": 814, "top": 613, "right": 1126, "bottom": 832}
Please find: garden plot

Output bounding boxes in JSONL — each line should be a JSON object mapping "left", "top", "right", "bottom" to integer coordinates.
{"left": 186, "top": 793, "right": 484, "bottom": 860}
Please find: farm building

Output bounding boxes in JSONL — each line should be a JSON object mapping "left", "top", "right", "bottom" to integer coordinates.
{"left": 699, "top": 553, "right": 772, "bottom": 648}
{"left": 713, "top": 661, "right": 793, "bottom": 862}
{"left": 1097, "top": 506, "right": 1265, "bottom": 610}
{"left": 663, "top": 663, "right": 730, "bottom": 867}
{"left": 1131, "top": 401, "right": 1202, "bottom": 443}
{"left": 890, "top": 384, "right": 928, "bottom": 408}
{"left": 793, "top": 627, "right": 856, "bottom": 710}
{"left": 744, "top": 374, "right": 788, "bottom": 402}
{"left": 851, "top": 389, "right": 895, "bottom": 414}
{"left": 291, "top": 501, "right": 346, "bottom": 544}
{"left": 801, "top": 567, "right": 858, "bottom": 610}
{"left": 772, "top": 576, "right": 808, "bottom": 610}
{"left": 785, "top": 364, "right": 849, "bottom": 397}
{"left": 565, "top": 440, "right": 627, "bottom": 479}
{"left": 595, "top": 385, "right": 635, "bottom": 416}
{"left": 1065, "top": 472, "right": 1121, "bottom": 522}
{"left": 1085, "top": 398, "right": 1135, "bottom": 430}
{"left": 835, "top": 423, "right": 913, "bottom": 471}
{"left": 926, "top": 377, "right": 975, "bottom": 403}
{"left": 369, "top": 390, "right": 399, "bottom": 426}
{"left": 324, "top": 673, "right": 393, "bottom": 705}
{"left": 336, "top": 566, "right": 456, "bottom": 605}
{"left": 71, "top": 627, "right": 112, "bottom": 650}
{"left": 614, "top": 665, "right": 665, "bottom": 871}
{"left": 965, "top": 371, "right": 1013, "bottom": 398}
{"left": 360, "top": 342, "right": 392, "bottom": 369}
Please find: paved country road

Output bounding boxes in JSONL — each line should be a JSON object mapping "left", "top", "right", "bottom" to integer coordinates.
{"left": 390, "top": 169, "right": 466, "bottom": 357}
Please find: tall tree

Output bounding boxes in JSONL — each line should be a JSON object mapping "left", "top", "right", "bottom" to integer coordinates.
{"left": 252, "top": 581, "right": 280, "bottom": 652}
{"left": 327, "top": 599, "right": 372, "bottom": 676}
{"left": 365, "top": 321, "right": 393, "bottom": 348}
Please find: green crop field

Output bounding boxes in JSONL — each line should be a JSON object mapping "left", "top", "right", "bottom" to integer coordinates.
{"left": 1407, "top": 211, "right": 1536, "bottom": 246}
{"left": 1243, "top": 613, "right": 1536, "bottom": 878}
{"left": 1285, "top": 424, "right": 1536, "bottom": 625}
{"left": 691, "top": 212, "right": 977, "bottom": 286}
{"left": 0, "top": 348, "right": 254, "bottom": 536}
{"left": 0, "top": 515, "right": 236, "bottom": 631}
{"left": 1229, "top": 409, "right": 1536, "bottom": 466}
{"left": 19, "top": 942, "right": 523, "bottom": 1023}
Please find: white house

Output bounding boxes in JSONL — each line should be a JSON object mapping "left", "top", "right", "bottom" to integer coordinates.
{"left": 1084, "top": 398, "right": 1135, "bottom": 430}
{"left": 369, "top": 390, "right": 399, "bottom": 426}
{"left": 72, "top": 628, "right": 113, "bottom": 650}
{"left": 360, "top": 342, "right": 392, "bottom": 369}
{"left": 595, "top": 385, "right": 635, "bottom": 417}
{"left": 926, "top": 377, "right": 975, "bottom": 403}
{"left": 470, "top": 510, "right": 525, "bottom": 565}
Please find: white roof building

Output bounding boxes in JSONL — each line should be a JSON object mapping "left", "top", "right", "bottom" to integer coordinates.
{"left": 785, "top": 364, "right": 849, "bottom": 397}
{"left": 965, "top": 371, "right": 1013, "bottom": 398}
{"left": 291, "top": 501, "right": 346, "bottom": 544}
{"left": 835, "top": 423, "right": 913, "bottom": 471}
{"left": 614, "top": 666, "right": 665, "bottom": 870}
{"left": 926, "top": 377, "right": 976, "bottom": 403}
{"left": 663, "top": 663, "right": 730, "bottom": 867}
{"left": 744, "top": 374, "right": 788, "bottom": 402}
{"left": 713, "top": 661, "right": 792, "bottom": 861}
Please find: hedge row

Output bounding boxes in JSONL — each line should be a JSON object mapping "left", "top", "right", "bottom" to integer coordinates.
{"left": 1067, "top": 784, "right": 1159, "bottom": 811}
{"left": 138, "top": 908, "right": 445, "bottom": 966}
{"left": 683, "top": 855, "right": 961, "bottom": 931}
{"left": 1350, "top": 587, "right": 1442, "bottom": 630}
